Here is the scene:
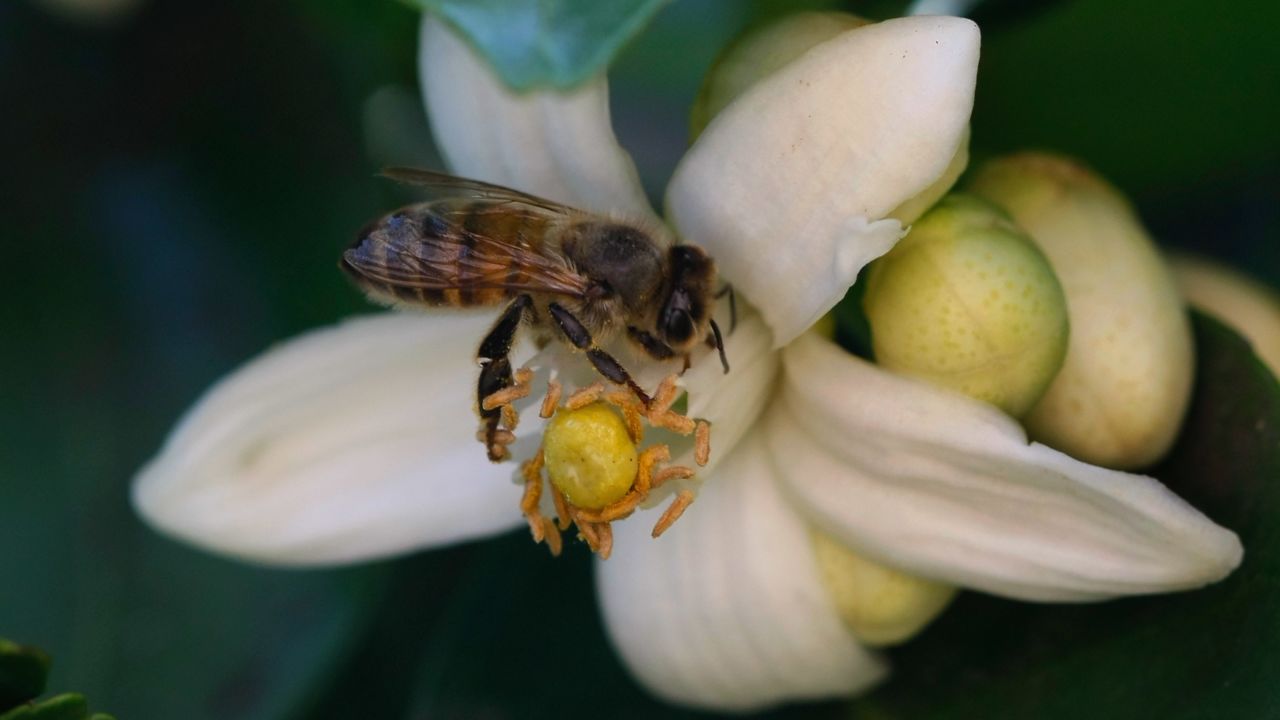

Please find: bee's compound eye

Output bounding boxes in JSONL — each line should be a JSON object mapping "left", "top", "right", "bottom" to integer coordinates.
{"left": 662, "top": 308, "right": 695, "bottom": 346}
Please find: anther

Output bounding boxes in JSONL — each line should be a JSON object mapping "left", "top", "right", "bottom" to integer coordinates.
{"left": 605, "top": 390, "right": 645, "bottom": 443}
{"left": 527, "top": 515, "right": 546, "bottom": 543}
{"left": 565, "top": 382, "right": 605, "bottom": 410}
{"left": 540, "top": 378, "right": 562, "bottom": 418}
{"left": 520, "top": 450, "right": 552, "bottom": 547}
{"left": 481, "top": 368, "right": 533, "bottom": 411}
{"left": 542, "top": 517, "right": 563, "bottom": 556}
{"left": 645, "top": 373, "right": 697, "bottom": 435}
{"left": 500, "top": 403, "right": 520, "bottom": 431}
{"left": 596, "top": 522, "right": 614, "bottom": 560}
{"left": 652, "top": 490, "right": 696, "bottom": 538}
{"left": 576, "top": 514, "right": 601, "bottom": 552}
{"left": 551, "top": 485, "right": 572, "bottom": 531}
{"left": 635, "top": 444, "right": 670, "bottom": 495}
{"left": 649, "top": 410, "right": 696, "bottom": 435}
{"left": 575, "top": 490, "right": 643, "bottom": 523}
{"left": 650, "top": 375, "right": 681, "bottom": 414}
{"left": 519, "top": 450, "right": 544, "bottom": 515}
{"left": 695, "top": 420, "right": 711, "bottom": 466}
{"left": 653, "top": 465, "right": 695, "bottom": 487}
{"left": 480, "top": 428, "right": 516, "bottom": 446}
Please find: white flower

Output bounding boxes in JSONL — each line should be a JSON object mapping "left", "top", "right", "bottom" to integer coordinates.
{"left": 132, "top": 14, "right": 1242, "bottom": 712}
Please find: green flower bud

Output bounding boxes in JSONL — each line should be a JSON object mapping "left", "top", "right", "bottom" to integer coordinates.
{"left": 690, "top": 11, "right": 871, "bottom": 140}
{"left": 811, "top": 531, "right": 956, "bottom": 647}
{"left": 863, "top": 194, "right": 1070, "bottom": 418}
{"left": 969, "top": 153, "right": 1194, "bottom": 469}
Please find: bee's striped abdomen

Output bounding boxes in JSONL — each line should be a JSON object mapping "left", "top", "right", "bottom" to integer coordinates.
{"left": 341, "top": 200, "right": 557, "bottom": 309}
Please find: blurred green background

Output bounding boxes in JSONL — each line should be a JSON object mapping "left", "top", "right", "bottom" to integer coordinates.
{"left": 1, "top": 0, "right": 1277, "bottom": 718}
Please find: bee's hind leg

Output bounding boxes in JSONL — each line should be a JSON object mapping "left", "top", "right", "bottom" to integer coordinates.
{"left": 548, "top": 302, "right": 652, "bottom": 408}
{"left": 477, "top": 294, "right": 533, "bottom": 462}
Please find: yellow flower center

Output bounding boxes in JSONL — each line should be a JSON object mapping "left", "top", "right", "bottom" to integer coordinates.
{"left": 543, "top": 402, "right": 638, "bottom": 510}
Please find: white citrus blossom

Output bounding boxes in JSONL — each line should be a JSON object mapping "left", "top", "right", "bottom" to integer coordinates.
{"left": 132, "top": 14, "right": 1243, "bottom": 712}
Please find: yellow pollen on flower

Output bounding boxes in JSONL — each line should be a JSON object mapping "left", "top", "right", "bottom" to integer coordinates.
{"left": 543, "top": 402, "right": 638, "bottom": 510}
{"left": 520, "top": 375, "right": 704, "bottom": 558}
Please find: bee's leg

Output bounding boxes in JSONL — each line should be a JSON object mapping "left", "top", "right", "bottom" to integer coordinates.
{"left": 548, "top": 303, "right": 652, "bottom": 407}
{"left": 477, "top": 294, "right": 533, "bottom": 461}
{"left": 626, "top": 327, "right": 676, "bottom": 361}
{"left": 706, "top": 318, "right": 729, "bottom": 373}
{"left": 715, "top": 285, "right": 737, "bottom": 332}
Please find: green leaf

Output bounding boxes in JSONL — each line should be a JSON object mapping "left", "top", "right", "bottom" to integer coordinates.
{"left": 850, "top": 312, "right": 1280, "bottom": 719}
{"left": 0, "top": 693, "right": 87, "bottom": 720}
{"left": 407, "top": 0, "right": 670, "bottom": 90}
{"left": 0, "top": 641, "right": 49, "bottom": 711}
{"left": 391, "top": 533, "right": 853, "bottom": 720}
{"left": 404, "top": 537, "right": 664, "bottom": 719}
{"left": 972, "top": 0, "right": 1280, "bottom": 198}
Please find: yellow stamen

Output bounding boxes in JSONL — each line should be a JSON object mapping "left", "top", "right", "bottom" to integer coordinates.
{"left": 540, "top": 378, "right": 562, "bottom": 418}
{"left": 694, "top": 420, "right": 711, "bottom": 466}
{"left": 652, "top": 490, "right": 695, "bottom": 538}
{"left": 481, "top": 368, "right": 533, "bottom": 411}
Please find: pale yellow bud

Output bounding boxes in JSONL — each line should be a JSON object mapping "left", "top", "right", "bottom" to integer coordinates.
{"left": 543, "top": 403, "right": 637, "bottom": 510}
{"left": 863, "top": 194, "right": 1070, "bottom": 418}
{"left": 1171, "top": 254, "right": 1280, "bottom": 376}
{"left": 690, "top": 12, "right": 871, "bottom": 139}
{"left": 811, "top": 531, "right": 956, "bottom": 647}
{"left": 969, "top": 153, "right": 1194, "bottom": 469}
{"left": 811, "top": 311, "right": 838, "bottom": 340}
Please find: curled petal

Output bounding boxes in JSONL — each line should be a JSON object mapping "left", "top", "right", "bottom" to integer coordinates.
{"left": 596, "top": 429, "right": 886, "bottom": 711}
{"left": 1171, "top": 253, "right": 1280, "bottom": 376}
{"left": 769, "top": 332, "right": 1243, "bottom": 601}
{"left": 419, "top": 15, "right": 657, "bottom": 221}
{"left": 667, "top": 16, "right": 979, "bottom": 345}
{"left": 133, "top": 313, "right": 532, "bottom": 566}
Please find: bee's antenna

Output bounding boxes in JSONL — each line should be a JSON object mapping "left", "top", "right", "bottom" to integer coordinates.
{"left": 709, "top": 319, "right": 730, "bottom": 373}
{"left": 716, "top": 285, "right": 738, "bottom": 332}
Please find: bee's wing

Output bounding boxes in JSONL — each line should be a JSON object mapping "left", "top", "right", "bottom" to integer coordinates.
{"left": 380, "top": 167, "right": 575, "bottom": 216}
{"left": 343, "top": 202, "right": 591, "bottom": 299}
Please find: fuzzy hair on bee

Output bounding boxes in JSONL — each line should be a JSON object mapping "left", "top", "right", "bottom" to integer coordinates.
{"left": 341, "top": 168, "right": 730, "bottom": 462}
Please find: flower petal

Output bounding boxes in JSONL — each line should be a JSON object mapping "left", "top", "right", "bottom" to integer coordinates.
{"left": 667, "top": 16, "right": 979, "bottom": 346}
{"left": 1171, "top": 253, "right": 1280, "bottom": 376}
{"left": 769, "top": 332, "right": 1243, "bottom": 601}
{"left": 596, "top": 428, "right": 886, "bottom": 711}
{"left": 419, "top": 15, "right": 656, "bottom": 220}
{"left": 675, "top": 309, "right": 779, "bottom": 474}
{"left": 133, "top": 313, "right": 533, "bottom": 566}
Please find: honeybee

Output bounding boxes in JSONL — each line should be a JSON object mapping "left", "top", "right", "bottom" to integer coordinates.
{"left": 341, "top": 168, "right": 730, "bottom": 461}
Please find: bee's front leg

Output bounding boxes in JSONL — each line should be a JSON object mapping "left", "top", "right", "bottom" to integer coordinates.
{"left": 477, "top": 295, "right": 533, "bottom": 462}
{"left": 548, "top": 303, "right": 652, "bottom": 408}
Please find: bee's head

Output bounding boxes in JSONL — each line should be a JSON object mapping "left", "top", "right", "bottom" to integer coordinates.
{"left": 658, "top": 245, "right": 717, "bottom": 352}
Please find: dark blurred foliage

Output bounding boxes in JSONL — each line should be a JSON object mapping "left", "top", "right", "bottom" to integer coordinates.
{"left": 0, "top": 0, "right": 1276, "bottom": 718}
